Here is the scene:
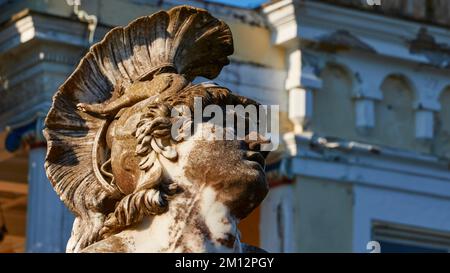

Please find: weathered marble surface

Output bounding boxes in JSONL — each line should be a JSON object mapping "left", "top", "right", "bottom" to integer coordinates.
{"left": 44, "top": 5, "right": 268, "bottom": 253}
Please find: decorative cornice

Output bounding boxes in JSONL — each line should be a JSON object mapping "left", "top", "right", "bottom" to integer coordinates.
{"left": 0, "top": 10, "right": 112, "bottom": 56}
{"left": 263, "top": 0, "right": 450, "bottom": 69}
{"left": 284, "top": 131, "right": 450, "bottom": 171}
{"left": 283, "top": 132, "right": 450, "bottom": 199}
{"left": 262, "top": 0, "right": 298, "bottom": 47}
{"left": 163, "top": 0, "right": 268, "bottom": 27}
{"left": 1, "top": 49, "right": 79, "bottom": 90}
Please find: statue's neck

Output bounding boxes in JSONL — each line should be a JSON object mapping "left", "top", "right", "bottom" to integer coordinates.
{"left": 115, "top": 185, "right": 242, "bottom": 252}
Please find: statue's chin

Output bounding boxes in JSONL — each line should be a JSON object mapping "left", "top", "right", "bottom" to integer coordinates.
{"left": 225, "top": 173, "right": 268, "bottom": 220}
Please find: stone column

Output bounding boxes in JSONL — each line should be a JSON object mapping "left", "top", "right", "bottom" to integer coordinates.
{"left": 6, "top": 116, "right": 74, "bottom": 252}
{"left": 354, "top": 96, "right": 377, "bottom": 135}
{"left": 352, "top": 79, "right": 383, "bottom": 135}
{"left": 415, "top": 108, "right": 435, "bottom": 140}
{"left": 285, "top": 49, "right": 322, "bottom": 134}
{"left": 26, "top": 146, "right": 74, "bottom": 252}
{"left": 260, "top": 183, "right": 296, "bottom": 252}
{"left": 412, "top": 100, "right": 439, "bottom": 141}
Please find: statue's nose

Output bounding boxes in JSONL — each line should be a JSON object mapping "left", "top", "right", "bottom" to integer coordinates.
{"left": 245, "top": 150, "right": 266, "bottom": 170}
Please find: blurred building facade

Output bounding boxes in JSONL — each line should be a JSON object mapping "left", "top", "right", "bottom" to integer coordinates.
{"left": 1, "top": 0, "right": 450, "bottom": 253}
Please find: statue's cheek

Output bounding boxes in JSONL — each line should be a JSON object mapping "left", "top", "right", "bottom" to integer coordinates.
{"left": 111, "top": 144, "right": 139, "bottom": 195}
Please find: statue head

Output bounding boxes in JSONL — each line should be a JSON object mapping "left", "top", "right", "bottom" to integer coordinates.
{"left": 99, "top": 84, "right": 268, "bottom": 238}
{"left": 44, "top": 5, "right": 270, "bottom": 252}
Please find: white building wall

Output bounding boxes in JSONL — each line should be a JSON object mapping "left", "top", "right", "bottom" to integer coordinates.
{"left": 353, "top": 185, "right": 450, "bottom": 252}
{"left": 216, "top": 61, "right": 288, "bottom": 112}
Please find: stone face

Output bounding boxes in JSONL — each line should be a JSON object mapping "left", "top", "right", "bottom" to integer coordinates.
{"left": 43, "top": 5, "right": 268, "bottom": 253}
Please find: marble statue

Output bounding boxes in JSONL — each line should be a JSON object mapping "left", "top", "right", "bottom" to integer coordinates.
{"left": 44, "top": 5, "right": 269, "bottom": 253}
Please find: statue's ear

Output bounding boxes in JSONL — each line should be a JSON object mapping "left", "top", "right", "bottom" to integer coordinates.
{"left": 151, "top": 137, "right": 178, "bottom": 161}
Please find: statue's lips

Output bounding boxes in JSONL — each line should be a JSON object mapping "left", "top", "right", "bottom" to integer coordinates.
{"left": 245, "top": 151, "right": 266, "bottom": 171}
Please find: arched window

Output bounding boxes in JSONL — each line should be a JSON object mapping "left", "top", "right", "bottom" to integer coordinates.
{"left": 434, "top": 87, "right": 450, "bottom": 158}
{"left": 372, "top": 75, "right": 415, "bottom": 150}
{"left": 311, "top": 64, "right": 355, "bottom": 139}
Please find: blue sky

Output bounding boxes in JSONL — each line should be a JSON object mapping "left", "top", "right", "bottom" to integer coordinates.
{"left": 205, "top": 0, "right": 268, "bottom": 9}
